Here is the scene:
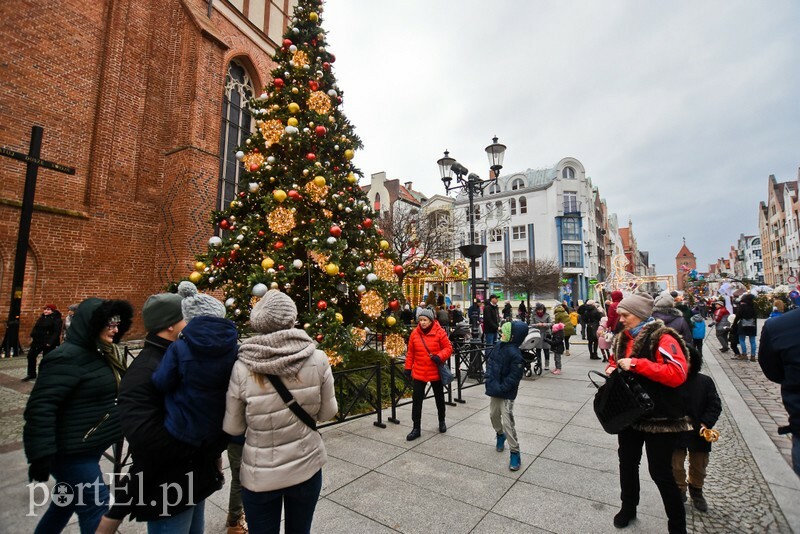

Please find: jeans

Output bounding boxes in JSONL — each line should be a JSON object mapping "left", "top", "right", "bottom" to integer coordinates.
{"left": 618, "top": 428, "right": 685, "bottom": 533}
{"left": 738, "top": 335, "right": 756, "bottom": 356}
{"left": 27, "top": 344, "right": 55, "bottom": 378}
{"left": 489, "top": 397, "right": 519, "bottom": 452}
{"left": 34, "top": 452, "right": 108, "bottom": 534}
{"left": 411, "top": 379, "right": 446, "bottom": 427}
{"left": 485, "top": 332, "right": 497, "bottom": 347}
{"left": 147, "top": 500, "right": 205, "bottom": 534}
{"left": 241, "top": 470, "right": 322, "bottom": 534}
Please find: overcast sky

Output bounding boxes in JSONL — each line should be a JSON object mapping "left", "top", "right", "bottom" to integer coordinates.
{"left": 322, "top": 1, "right": 800, "bottom": 276}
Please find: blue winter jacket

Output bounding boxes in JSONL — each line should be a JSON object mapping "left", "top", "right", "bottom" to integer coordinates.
{"left": 485, "top": 321, "right": 527, "bottom": 400}
{"left": 759, "top": 308, "right": 800, "bottom": 433}
{"left": 690, "top": 314, "right": 706, "bottom": 340}
{"left": 152, "top": 315, "right": 239, "bottom": 447}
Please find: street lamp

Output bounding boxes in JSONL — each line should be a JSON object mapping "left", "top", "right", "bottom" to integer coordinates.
{"left": 437, "top": 137, "right": 507, "bottom": 335}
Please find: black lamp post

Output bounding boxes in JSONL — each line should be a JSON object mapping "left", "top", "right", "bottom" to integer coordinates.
{"left": 438, "top": 136, "right": 507, "bottom": 334}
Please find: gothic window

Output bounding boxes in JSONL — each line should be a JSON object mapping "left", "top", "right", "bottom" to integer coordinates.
{"left": 510, "top": 198, "right": 517, "bottom": 215}
{"left": 374, "top": 192, "right": 381, "bottom": 212}
{"left": 562, "top": 166, "right": 576, "bottom": 179}
{"left": 519, "top": 196, "right": 527, "bottom": 214}
{"left": 218, "top": 60, "right": 254, "bottom": 215}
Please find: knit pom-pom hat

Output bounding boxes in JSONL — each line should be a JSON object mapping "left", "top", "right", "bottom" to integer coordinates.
{"left": 249, "top": 290, "right": 298, "bottom": 333}
{"left": 178, "top": 281, "right": 225, "bottom": 322}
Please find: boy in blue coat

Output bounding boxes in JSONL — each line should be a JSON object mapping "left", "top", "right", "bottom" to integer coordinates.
{"left": 485, "top": 320, "right": 527, "bottom": 471}
{"left": 690, "top": 312, "right": 706, "bottom": 355}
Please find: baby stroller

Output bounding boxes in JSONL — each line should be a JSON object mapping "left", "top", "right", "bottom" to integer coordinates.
{"left": 519, "top": 327, "right": 542, "bottom": 377}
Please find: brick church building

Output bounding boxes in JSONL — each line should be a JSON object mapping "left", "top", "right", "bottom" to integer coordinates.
{"left": 0, "top": 0, "right": 296, "bottom": 338}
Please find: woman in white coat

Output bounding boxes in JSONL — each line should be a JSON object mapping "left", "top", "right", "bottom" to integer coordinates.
{"left": 224, "top": 290, "right": 337, "bottom": 534}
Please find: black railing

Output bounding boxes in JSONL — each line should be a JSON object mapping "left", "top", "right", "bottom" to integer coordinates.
{"left": 320, "top": 362, "right": 386, "bottom": 429}
{"left": 452, "top": 340, "right": 488, "bottom": 403}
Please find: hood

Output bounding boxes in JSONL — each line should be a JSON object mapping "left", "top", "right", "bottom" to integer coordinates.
{"left": 611, "top": 290, "right": 624, "bottom": 302}
{"left": 509, "top": 320, "right": 528, "bottom": 346}
{"left": 691, "top": 314, "right": 704, "bottom": 323}
{"left": 180, "top": 316, "right": 238, "bottom": 356}
{"left": 554, "top": 305, "right": 565, "bottom": 314}
{"left": 68, "top": 298, "right": 133, "bottom": 349}
{"left": 653, "top": 307, "right": 683, "bottom": 319}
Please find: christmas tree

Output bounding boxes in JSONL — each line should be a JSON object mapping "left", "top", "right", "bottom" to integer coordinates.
{"left": 188, "top": 0, "right": 406, "bottom": 365}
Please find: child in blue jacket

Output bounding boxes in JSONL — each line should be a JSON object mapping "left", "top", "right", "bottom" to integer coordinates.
{"left": 690, "top": 312, "right": 706, "bottom": 355}
{"left": 485, "top": 320, "right": 527, "bottom": 471}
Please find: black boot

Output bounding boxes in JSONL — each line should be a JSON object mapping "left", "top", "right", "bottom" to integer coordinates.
{"left": 406, "top": 427, "right": 421, "bottom": 441}
{"left": 613, "top": 507, "right": 636, "bottom": 528}
{"left": 439, "top": 420, "right": 447, "bottom": 433}
{"left": 689, "top": 485, "right": 707, "bottom": 512}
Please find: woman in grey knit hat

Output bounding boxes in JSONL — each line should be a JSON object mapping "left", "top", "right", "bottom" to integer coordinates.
{"left": 223, "top": 290, "right": 337, "bottom": 534}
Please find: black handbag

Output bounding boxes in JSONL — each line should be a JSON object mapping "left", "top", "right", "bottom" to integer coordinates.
{"left": 588, "top": 370, "right": 654, "bottom": 434}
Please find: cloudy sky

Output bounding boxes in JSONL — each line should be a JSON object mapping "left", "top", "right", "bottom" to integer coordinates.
{"left": 322, "top": 1, "right": 800, "bottom": 276}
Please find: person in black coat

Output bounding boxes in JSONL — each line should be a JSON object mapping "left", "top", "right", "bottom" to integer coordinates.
{"left": 583, "top": 300, "right": 603, "bottom": 360}
{"left": 23, "top": 304, "right": 63, "bottom": 381}
{"left": 652, "top": 292, "right": 693, "bottom": 346}
{"left": 733, "top": 293, "right": 758, "bottom": 360}
{"left": 672, "top": 346, "right": 721, "bottom": 512}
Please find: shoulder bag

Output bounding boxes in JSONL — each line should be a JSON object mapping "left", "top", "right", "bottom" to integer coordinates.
{"left": 418, "top": 331, "right": 453, "bottom": 386}
{"left": 266, "top": 374, "right": 317, "bottom": 431}
{"left": 588, "top": 369, "right": 653, "bottom": 434}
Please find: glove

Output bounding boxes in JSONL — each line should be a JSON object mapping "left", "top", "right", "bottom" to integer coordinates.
{"left": 28, "top": 455, "right": 54, "bottom": 483}
{"left": 404, "top": 369, "right": 412, "bottom": 379}
{"left": 430, "top": 355, "right": 442, "bottom": 365}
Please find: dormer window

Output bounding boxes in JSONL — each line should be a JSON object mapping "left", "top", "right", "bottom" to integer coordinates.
{"left": 562, "top": 166, "right": 576, "bottom": 180}
{"left": 488, "top": 183, "right": 500, "bottom": 195}
{"left": 511, "top": 178, "right": 525, "bottom": 190}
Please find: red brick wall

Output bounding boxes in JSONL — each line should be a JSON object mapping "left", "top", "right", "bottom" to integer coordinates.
{"left": 0, "top": 0, "right": 279, "bottom": 340}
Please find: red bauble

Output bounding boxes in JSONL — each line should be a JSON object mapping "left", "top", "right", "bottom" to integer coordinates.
{"left": 253, "top": 148, "right": 259, "bottom": 152}
{"left": 274, "top": 241, "right": 285, "bottom": 250}
{"left": 282, "top": 39, "right": 292, "bottom": 48}
{"left": 362, "top": 218, "right": 373, "bottom": 229}
{"left": 310, "top": 218, "right": 317, "bottom": 224}
{"left": 329, "top": 225, "right": 342, "bottom": 238}
{"left": 329, "top": 54, "right": 336, "bottom": 63}
{"left": 258, "top": 230, "right": 265, "bottom": 237}
{"left": 309, "top": 80, "right": 319, "bottom": 91}
{"left": 357, "top": 225, "right": 362, "bottom": 230}
{"left": 322, "top": 62, "right": 330, "bottom": 70}
{"left": 238, "top": 191, "right": 246, "bottom": 198}
{"left": 379, "top": 252, "right": 384, "bottom": 258}
{"left": 288, "top": 189, "right": 300, "bottom": 200}
{"left": 339, "top": 272, "right": 346, "bottom": 278}
{"left": 317, "top": 300, "right": 327, "bottom": 310}
{"left": 229, "top": 250, "right": 239, "bottom": 260}
{"left": 359, "top": 261, "right": 365, "bottom": 266}
{"left": 249, "top": 163, "right": 259, "bottom": 172}
{"left": 219, "top": 219, "right": 230, "bottom": 229}
{"left": 274, "top": 78, "right": 284, "bottom": 88}
{"left": 315, "top": 126, "right": 327, "bottom": 137}
{"left": 377, "top": 229, "right": 384, "bottom": 236}
{"left": 311, "top": 39, "right": 318, "bottom": 47}
{"left": 393, "top": 265, "right": 404, "bottom": 275}
{"left": 306, "top": 153, "right": 316, "bottom": 161}
{"left": 315, "top": 334, "right": 324, "bottom": 342}
{"left": 278, "top": 265, "right": 285, "bottom": 271}
{"left": 389, "top": 299, "right": 400, "bottom": 311}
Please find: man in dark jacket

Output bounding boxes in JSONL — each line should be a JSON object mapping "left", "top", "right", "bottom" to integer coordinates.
{"left": 652, "top": 292, "right": 693, "bottom": 346}
{"left": 485, "top": 320, "right": 527, "bottom": 471}
{"left": 23, "top": 304, "right": 63, "bottom": 381}
{"left": 97, "top": 293, "right": 225, "bottom": 533}
{"left": 24, "top": 298, "right": 132, "bottom": 532}
{"left": 483, "top": 295, "right": 501, "bottom": 347}
{"left": 758, "top": 308, "right": 800, "bottom": 477}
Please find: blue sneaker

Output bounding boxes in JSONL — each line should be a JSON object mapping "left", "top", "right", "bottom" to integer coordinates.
{"left": 510, "top": 451, "right": 521, "bottom": 471}
{"left": 496, "top": 433, "right": 506, "bottom": 452}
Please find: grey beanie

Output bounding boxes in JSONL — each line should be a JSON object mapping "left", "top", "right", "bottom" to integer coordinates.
{"left": 142, "top": 293, "right": 184, "bottom": 332}
{"left": 416, "top": 307, "right": 435, "bottom": 321}
{"left": 618, "top": 292, "right": 655, "bottom": 320}
{"left": 250, "top": 290, "right": 297, "bottom": 333}
{"left": 178, "top": 281, "right": 225, "bottom": 322}
{"left": 654, "top": 291, "right": 674, "bottom": 309}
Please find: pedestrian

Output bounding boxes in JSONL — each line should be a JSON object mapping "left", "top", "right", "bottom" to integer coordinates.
{"left": 674, "top": 295, "right": 693, "bottom": 325}
{"left": 672, "top": 347, "right": 722, "bottom": 512}
{"left": 768, "top": 299, "right": 785, "bottom": 319}
{"left": 400, "top": 304, "right": 413, "bottom": 326}
{"left": 596, "top": 316, "right": 612, "bottom": 362}
{"left": 518, "top": 301, "right": 527, "bottom": 322}
{"left": 652, "top": 291, "right": 693, "bottom": 346}
{"left": 553, "top": 304, "right": 576, "bottom": 356}
{"left": 530, "top": 303, "right": 553, "bottom": 370}
{"left": 484, "top": 294, "right": 501, "bottom": 347}
{"left": 223, "top": 290, "right": 337, "bottom": 534}
{"left": 151, "top": 281, "right": 238, "bottom": 448}
{"left": 24, "top": 298, "right": 132, "bottom": 533}
{"left": 436, "top": 305, "right": 450, "bottom": 329}
{"left": 690, "top": 312, "right": 706, "bottom": 356}
{"left": 711, "top": 301, "right": 731, "bottom": 352}
{"left": 733, "top": 293, "right": 758, "bottom": 361}
{"left": 546, "top": 322, "right": 566, "bottom": 374}
{"left": 607, "top": 290, "right": 624, "bottom": 333}
{"left": 23, "top": 304, "right": 63, "bottom": 381}
{"left": 485, "top": 320, "right": 527, "bottom": 470}
{"left": 405, "top": 307, "right": 453, "bottom": 440}
{"left": 584, "top": 300, "right": 603, "bottom": 360}
{"left": 604, "top": 291, "right": 690, "bottom": 533}
{"left": 576, "top": 300, "right": 588, "bottom": 339}
{"left": 451, "top": 304, "right": 464, "bottom": 324}
{"left": 97, "top": 292, "right": 225, "bottom": 533}
{"left": 758, "top": 308, "right": 800, "bottom": 477}
{"left": 62, "top": 303, "right": 78, "bottom": 343}
{"left": 502, "top": 301, "right": 513, "bottom": 322}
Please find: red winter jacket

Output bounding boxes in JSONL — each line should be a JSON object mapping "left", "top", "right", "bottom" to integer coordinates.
{"left": 605, "top": 328, "right": 688, "bottom": 388}
{"left": 607, "top": 291, "right": 623, "bottom": 331}
{"left": 405, "top": 321, "right": 453, "bottom": 383}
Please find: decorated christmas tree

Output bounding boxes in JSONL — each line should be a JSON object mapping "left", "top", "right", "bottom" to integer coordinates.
{"left": 188, "top": 0, "right": 406, "bottom": 365}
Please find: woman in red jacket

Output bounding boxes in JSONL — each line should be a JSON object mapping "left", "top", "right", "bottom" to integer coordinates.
{"left": 404, "top": 307, "right": 453, "bottom": 441}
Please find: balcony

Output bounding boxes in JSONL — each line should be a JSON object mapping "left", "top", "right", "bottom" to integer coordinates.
{"left": 563, "top": 200, "right": 582, "bottom": 215}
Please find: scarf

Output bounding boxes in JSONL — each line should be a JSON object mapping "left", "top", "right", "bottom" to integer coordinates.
{"left": 628, "top": 316, "right": 655, "bottom": 338}
{"left": 237, "top": 328, "right": 316, "bottom": 377}
{"left": 97, "top": 340, "right": 127, "bottom": 386}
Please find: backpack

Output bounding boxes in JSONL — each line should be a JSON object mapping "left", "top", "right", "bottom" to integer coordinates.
{"left": 569, "top": 311, "right": 579, "bottom": 326}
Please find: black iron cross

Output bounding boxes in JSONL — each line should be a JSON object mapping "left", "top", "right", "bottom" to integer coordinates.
{"left": 1, "top": 126, "right": 75, "bottom": 358}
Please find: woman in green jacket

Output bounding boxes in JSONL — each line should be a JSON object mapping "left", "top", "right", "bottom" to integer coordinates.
{"left": 23, "top": 297, "right": 132, "bottom": 533}
{"left": 553, "top": 304, "right": 576, "bottom": 356}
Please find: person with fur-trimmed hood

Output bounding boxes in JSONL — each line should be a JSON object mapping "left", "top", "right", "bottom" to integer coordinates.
{"left": 23, "top": 297, "right": 132, "bottom": 533}
{"left": 604, "top": 291, "right": 690, "bottom": 533}
{"left": 672, "top": 346, "right": 721, "bottom": 512}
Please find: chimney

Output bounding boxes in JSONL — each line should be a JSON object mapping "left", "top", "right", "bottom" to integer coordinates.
{"left": 404, "top": 181, "right": 412, "bottom": 191}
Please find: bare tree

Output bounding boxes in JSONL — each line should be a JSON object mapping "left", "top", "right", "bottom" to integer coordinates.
{"left": 496, "top": 258, "right": 563, "bottom": 319}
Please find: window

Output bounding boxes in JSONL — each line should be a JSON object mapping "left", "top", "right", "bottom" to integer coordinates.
{"left": 511, "top": 178, "right": 525, "bottom": 190}
{"left": 519, "top": 196, "right": 527, "bottom": 214}
{"left": 562, "top": 218, "right": 580, "bottom": 240}
{"left": 489, "top": 228, "right": 503, "bottom": 242}
{"left": 512, "top": 250, "right": 526, "bottom": 263}
{"left": 373, "top": 192, "right": 381, "bottom": 212}
{"left": 563, "top": 191, "right": 578, "bottom": 213}
{"left": 489, "top": 252, "right": 503, "bottom": 266}
{"left": 562, "top": 244, "right": 581, "bottom": 267}
{"left": 512, "top": 225, "right": 526, "bottom": 240}
{"left": 509, "top": 198, "right": 517, "bottom": 215}
{"left": 488, "top": 183, "right": 500, "bottom": 195}
{"left": 218, "top": 60, "right": 254, "bottom": 214}
{"left": 474, "top": 204, "right": 481, "bottom": 220}
{"left": 494, "top": 200, "right": 504, "bottom": 218}
{"left": 562, "top": 166, "right": 576, "bottom": 179}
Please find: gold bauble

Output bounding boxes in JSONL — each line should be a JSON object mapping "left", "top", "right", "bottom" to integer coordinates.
{"left": 335, "top": 312, "right": 343, "bottom": 322}
{"left": 307, "top": 91, "right": 332, "bottom": 114}
{"left": 325, "top": 263, "right": 339, "bottom": 276}
{"left": 287, "top": 117, "right": 299, "bottom": 127}
{"left": 194, "top": 261, "right": 206, "bottom": 271}
{"left": 273, "top": 189, "right": 287, "bottom": 202}
{"left": 313, "top": 175, "right": 326, "bottom": 186}
{"left": 261, "top": 257, "right": 275, "bottom": 270}
{"left": 346, "top": 172, "right": 357, "bottom": 184}
{"left": 385, "top": 316, "right": 397, "bottom": 326}
{"left": 309, "top": 11, "right": 319, "bottom": 22}
{"left": 288, "top": 102, "right": 300, "bottom": 114}
{"left": 344, "top": 149, "right": 355, "bottom": 160}
{"left": 188, "top": 271, "right": 203, "bottom": 284}
{"left": 379, "top": 240, "right": 389, "bottom": 250}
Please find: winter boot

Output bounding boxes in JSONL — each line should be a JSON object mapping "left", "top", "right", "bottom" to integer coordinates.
{"left": 509, "top": 451, "right": 521, "bottom": 471}
{"left": 496, "top": 433, "right": 506, "bottom": 451}
{"left": 226, "top": 515, "right": 248, "bottom": 534}
{"left": 750, "top": 355, "right": 757, "bottom": 362}
{"left": 613, "top": 507, "right": 637, "bottom": 528}
{"left": 564, "top": 349, "right": 570, "bottom": 356}
{"left": 689, "top": 485, "right": 707, "bottom": 512}
{"left": 439, "top": 420, "right": 447, "bottom": 433}
{"left": 406, "top": 427, "right": 421, "bottom": 441}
